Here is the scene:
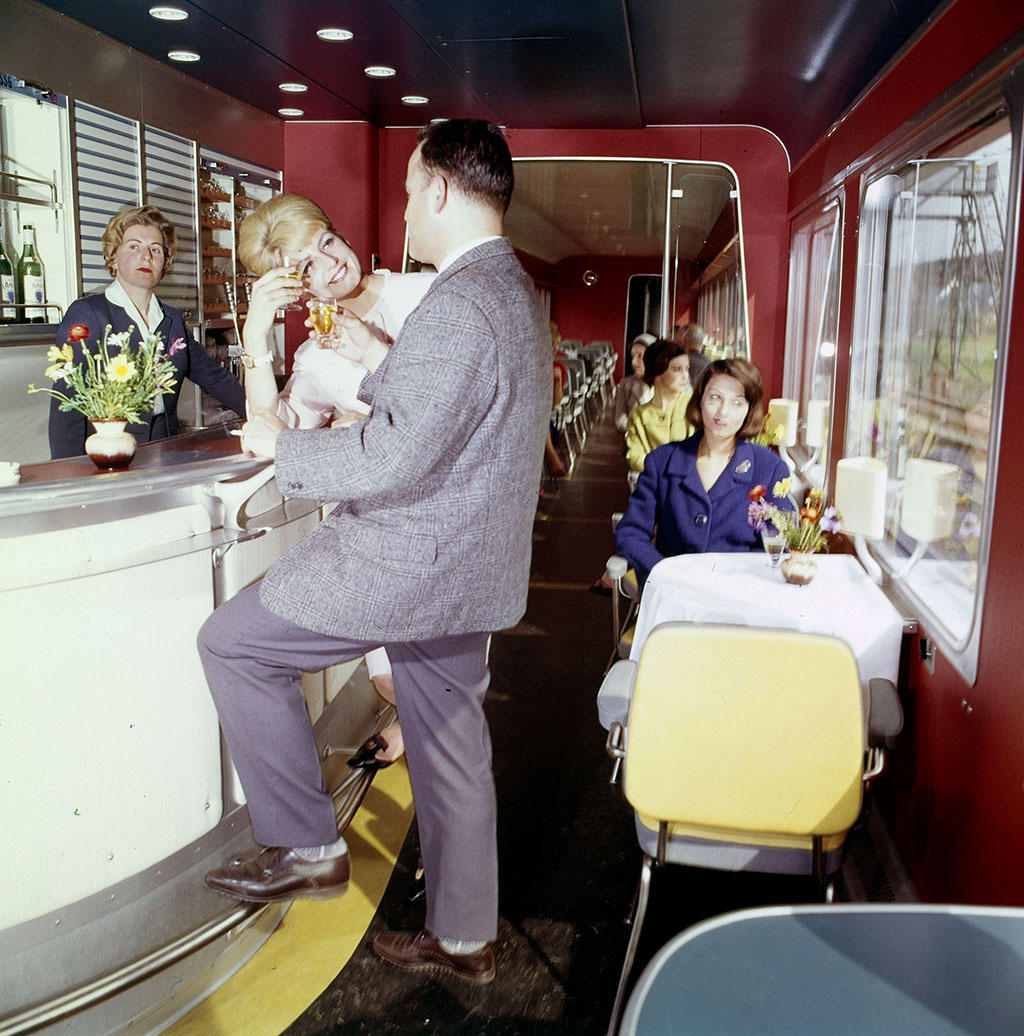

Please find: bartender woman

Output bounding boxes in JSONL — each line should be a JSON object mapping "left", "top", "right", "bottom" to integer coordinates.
{"left": 49, "top": 205, "right": 245, "bottom": 458}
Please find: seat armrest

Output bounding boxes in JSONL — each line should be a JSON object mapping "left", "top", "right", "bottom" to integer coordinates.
{"left": 606, "top": 554, "right": 629, "bottom": 580}
{"left": 867, "top": 677, "right": 904, "bottom": 749}
{"left": 598, "top": 658, "right": 637, "bottom": 731}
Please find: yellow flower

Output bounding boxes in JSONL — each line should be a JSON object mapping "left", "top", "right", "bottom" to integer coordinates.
{"left": 106, "top": 354, "right": 137, "bottom": 383}
{"left": 773, "top": 478, "right": 792, "bottom": 498}
{"left": 47, "top": 343, "right": 74, "bottom": 365}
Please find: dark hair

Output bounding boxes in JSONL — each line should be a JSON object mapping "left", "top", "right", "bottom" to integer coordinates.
{"left": 416, "top": 119, "right": 514, "bottom": 214}
{"left": 643, "top": 339, "right": 687, "bottom": 387}
{"left": 686, "top": 357, "right": 765, "bottom": 438}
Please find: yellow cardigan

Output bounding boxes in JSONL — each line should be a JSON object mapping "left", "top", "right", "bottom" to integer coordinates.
{"left": 625, "top": 392, "right": 693, "bottom": 472}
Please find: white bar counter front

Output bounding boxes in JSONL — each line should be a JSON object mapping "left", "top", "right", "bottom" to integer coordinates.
{"left": 0, "top": 426, "right": 387, "bottom": 1035}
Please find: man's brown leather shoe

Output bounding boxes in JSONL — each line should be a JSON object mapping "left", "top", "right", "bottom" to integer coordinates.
{"left": 204, "top": 845, "right": 350, "bottom": 903}
{"left": 372, "top": 929, "right": 495, "bottom": 984}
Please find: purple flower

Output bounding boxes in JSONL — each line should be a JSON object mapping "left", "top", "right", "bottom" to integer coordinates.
{"left": 747, "top": 499, "right": 770, "bottom": 532}
{"left": 169, "top": 337, "right": 187, "bottom": 356}
{"left": 819, "top": 506, "right": 841, "bottom": 534}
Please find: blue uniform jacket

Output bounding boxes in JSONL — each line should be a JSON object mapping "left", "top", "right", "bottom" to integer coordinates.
{"left": 49, "top": 293, "right": 246, "bottom": 459}
{"left": 614, "top": 432, "right": 793, "bottom": 588}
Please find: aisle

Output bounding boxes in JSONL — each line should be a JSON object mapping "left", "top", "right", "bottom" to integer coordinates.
{"left": 285, "top": 413, "right": 643, "bottom": 1034}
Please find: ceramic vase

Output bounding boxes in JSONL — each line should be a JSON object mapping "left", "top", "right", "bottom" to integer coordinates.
{"left": 85, "top": 419, "right": 136, "bottom": 470}
{"left": 781, "top": 550, "right": 817, "bottom": 586}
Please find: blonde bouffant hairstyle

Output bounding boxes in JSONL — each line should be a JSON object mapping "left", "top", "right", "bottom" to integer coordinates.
{"left": 102, "top": 205, "right": 177, "bottom": 278}
{"left": 237, "top": 193, "right": 334, "bottom": 276}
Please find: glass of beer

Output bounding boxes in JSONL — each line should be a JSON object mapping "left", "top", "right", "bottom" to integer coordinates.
{"left": 761, "top": 526, "right": 787, "bottom": 569}
{"left": 308, "top": 298, "right": 337, "bottom": 346}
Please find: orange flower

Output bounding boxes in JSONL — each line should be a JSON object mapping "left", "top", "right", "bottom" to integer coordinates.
{"left": 749, "top": 484, "right": 767, "bottom": 501}
{"left": 67, "top": 323, "right": 90, "bottom": 342}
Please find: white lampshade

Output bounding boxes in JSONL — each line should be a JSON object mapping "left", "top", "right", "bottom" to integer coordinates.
{"left": 901, "top": 459, "right": 959, "bottom": 542}
{"left": 804, "top": 399, "right": 830, "bottom": 448}
{"left": 835, "top": 457, "right": 886, "bottom": 540}
{"left": 768, "top": 398, "right": 798, "bottom": 447}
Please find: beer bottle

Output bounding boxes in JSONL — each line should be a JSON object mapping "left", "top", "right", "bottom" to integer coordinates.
{"left": 0, "top": 228, "right": 15, "bottom": 324}
{"left": 17, "top": 224, "right": 46, "bottom": 323}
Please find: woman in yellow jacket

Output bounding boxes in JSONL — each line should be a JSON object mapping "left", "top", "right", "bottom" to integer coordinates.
{"left": 625, "top": 339, "right": 693, "bottom": 480}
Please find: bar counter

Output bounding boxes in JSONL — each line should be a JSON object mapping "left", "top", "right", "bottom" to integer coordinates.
{"left": 0, "top": 426, "right": 389, "bottom": 1035}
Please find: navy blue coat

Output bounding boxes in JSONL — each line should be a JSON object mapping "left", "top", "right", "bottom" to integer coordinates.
{"left": 49, "top": 293, "right": 246, "bottom": 459}
{"left": 614, "top": 432, "right": 793, "bottom": 588}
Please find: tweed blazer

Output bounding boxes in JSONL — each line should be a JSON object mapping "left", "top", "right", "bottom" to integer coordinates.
{"left": 260, "top": 238, "right": 551, "bottom": 641}
{"left": 615, "top": 432, "right": 792, "bottom": 587}
{"left": 49, "top": 293, "right": 246, "bottom": 458}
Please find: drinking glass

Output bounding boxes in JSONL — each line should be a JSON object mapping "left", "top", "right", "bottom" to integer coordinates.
{"left": 761, "top": 527, "right": 786, "bottom": 569}
{"left": 308, "top": 298, "right": 337, "bottom": 346}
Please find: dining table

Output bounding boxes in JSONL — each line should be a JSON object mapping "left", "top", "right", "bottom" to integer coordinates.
{"left": 599, "top": 552, "right": 907, "bottom": 731}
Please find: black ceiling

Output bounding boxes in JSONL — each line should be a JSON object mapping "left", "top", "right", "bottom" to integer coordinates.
{"left": 35, "top": 0, "right": 950, "bottom": 163}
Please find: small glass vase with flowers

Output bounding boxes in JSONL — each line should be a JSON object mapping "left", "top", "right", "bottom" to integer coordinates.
{"left": 747, "top": 478, "right": 841, "bottom": 584}
{"left": 29, "top": 322, "right": 181, "bottom": 469}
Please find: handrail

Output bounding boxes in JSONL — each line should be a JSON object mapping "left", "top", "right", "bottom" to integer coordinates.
{"left": 0, "top": 901, "right": 275, "bottom": 1036}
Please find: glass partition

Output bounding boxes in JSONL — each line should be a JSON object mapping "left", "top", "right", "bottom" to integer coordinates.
{"left": 783, "top": 197, "right": 842, "bottom": 489}
{"left": 504, "top": 158, "right": 746, "bottom": 354}
{"left": 846, "top": 108, "right": 1012, "bottom": 683}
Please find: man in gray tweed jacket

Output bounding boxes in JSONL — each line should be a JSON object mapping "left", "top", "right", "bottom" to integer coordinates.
{"left": 198, "top": 119, "right": 550, "bottom": 984}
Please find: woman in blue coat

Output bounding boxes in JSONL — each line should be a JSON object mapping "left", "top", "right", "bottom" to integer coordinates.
{"left": 49, "top": 206, "right": 245, "bottom": 458}
{"left": 615, "top": 357, "right": 792, "bottom": 588}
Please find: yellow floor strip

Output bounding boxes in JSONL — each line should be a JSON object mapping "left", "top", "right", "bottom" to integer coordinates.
{"left": 165, "top": 761, "right": 414, "bottom": 1035}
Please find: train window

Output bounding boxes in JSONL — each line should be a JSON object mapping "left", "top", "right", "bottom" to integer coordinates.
{"left": 846, "top": 110, "right": 1011, "bottom": 684}
{"left": 783, "top": 197, "right": 842, "bottom": 490}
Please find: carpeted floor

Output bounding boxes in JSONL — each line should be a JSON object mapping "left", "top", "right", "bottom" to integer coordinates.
{"left": 281, "top": 409, "right": 909, "bottom": 1035}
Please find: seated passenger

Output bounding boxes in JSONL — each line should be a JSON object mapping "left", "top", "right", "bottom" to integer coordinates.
{"left": 615, "top": 357, "right": 792, "bottom": 588}
{"left": 613, "top": 332, "right": 655, "bottom": 434}
{"left": 624, "top": 340, "right": 693, "bottom": 475}
{"left": 672, "top": 321, "right": 709, "bottom": 384}
{"left": 237, "top": 193, "right": 436, "bottom": 766}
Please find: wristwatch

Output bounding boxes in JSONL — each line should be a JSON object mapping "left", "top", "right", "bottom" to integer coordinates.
{"left": 240, "top": 351, "right": 274, "bottom": 369}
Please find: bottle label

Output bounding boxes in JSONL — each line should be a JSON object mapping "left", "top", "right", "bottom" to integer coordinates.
{"left": 0, "top": 273, "right": 15, "bottom": 320}
{"left": 22, "top": 273, "right": 45, "bottom": 320}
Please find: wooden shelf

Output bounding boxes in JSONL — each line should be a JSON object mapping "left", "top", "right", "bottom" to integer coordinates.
{"left": 202, "top": 246, "right": 232, "bottom": 258}
{"left": 199, "top": 188, "right": 231, "bottom": 202}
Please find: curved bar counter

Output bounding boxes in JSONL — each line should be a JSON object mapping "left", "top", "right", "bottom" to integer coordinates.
{"left": 0, "top": 427, "right": 391, "bottom": 1035}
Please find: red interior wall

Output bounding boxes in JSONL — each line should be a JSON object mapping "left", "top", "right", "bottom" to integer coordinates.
{"left": 791, "top": 0, "right": 1024, "bottom": 905}
{"left": 281, "top": 122, "right": 378, "bottom": 367}
{"left": 550, "top": 255, "right": 662, "bottom": 353}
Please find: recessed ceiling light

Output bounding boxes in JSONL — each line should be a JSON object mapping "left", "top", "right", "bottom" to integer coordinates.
{"left": 402, "top": 95, "right": 429, "bottom": 105}
{"left": 278, "top": 108, "right": 305, "bottom": 117}
{"left": 364, "top": 65, "right": 396, "bottom": 79}
{"left": 150, "top": 5, "right": 188, "bottom": 20}
{"left": 317, "top": 27, "right": 353, "bottom": 42}
{"left": 168, "top": 49, "right": 200, "bottom": 62}
{"left": 279, "top": 83, "right": 308, "bottom": 93}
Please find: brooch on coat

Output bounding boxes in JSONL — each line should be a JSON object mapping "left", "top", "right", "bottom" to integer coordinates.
{"left": 734, "top": 459, "right": 751, "bottom": 473}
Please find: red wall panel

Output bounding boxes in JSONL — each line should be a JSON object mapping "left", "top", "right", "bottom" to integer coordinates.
{"left": 790, "top": 0, "right": 1024, "bottom": 905}
{"left": 281, "top": 122, "right": 379, "bottom": 367}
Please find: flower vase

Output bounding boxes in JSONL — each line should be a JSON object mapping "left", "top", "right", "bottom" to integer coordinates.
{"left": 781, "top": 550, "right": 817, "bottom": 586}
{"left": 85, "top": 419, "right": 136, "bottom": 470}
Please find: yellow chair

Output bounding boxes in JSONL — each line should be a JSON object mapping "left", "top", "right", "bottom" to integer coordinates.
{"left": 603, "top": 622, "right": 901, "bottom": 1035}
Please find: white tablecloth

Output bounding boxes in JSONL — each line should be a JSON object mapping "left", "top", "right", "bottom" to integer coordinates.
{"left": 630, "top": 553, "right": 905, "bottom": 685}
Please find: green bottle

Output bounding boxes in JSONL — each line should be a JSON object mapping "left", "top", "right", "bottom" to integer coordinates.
{"left": 0, "top": 229, "right": 15, "bottom": 324}
{"left": 17, "top": 224, "right": 46, "bottom": 323}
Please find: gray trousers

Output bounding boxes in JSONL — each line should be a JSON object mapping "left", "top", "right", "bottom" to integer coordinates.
{"left": 197, "top": 581, "right": 498, "bottom": 942}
